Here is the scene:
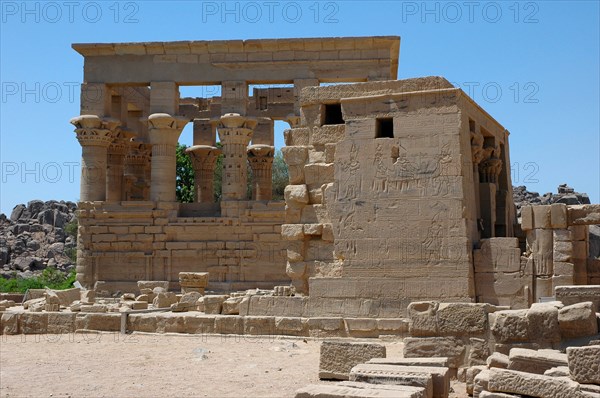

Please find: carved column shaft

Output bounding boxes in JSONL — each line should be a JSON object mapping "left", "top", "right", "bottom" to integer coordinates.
{"left": 248, "top": 145, "right": 274, "bottom": 201}
{"left": 124, "top": 143, "right": 151, "bottom": 200}
{"left": 146, "top": 113, "right": 188, "bottom": 202}
{"left": 70, "top": 115, "right": 117, "bottom": 202}
{"left": 216, "top": 113, "right": 257, "bottom": 201}
{"left": 186, "top": 146, "right": 222, "bottom": 203}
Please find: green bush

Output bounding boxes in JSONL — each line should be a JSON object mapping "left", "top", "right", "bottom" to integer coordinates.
{"left": 64, "top": 219, "right": 78, "bottom": 237}
{"left": 0, "top": 268, "right": 77, "bottom": 293}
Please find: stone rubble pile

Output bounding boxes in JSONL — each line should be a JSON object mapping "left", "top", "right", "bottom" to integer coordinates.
{"left": 0, "top": 200, "right": 77, "bottom": 278}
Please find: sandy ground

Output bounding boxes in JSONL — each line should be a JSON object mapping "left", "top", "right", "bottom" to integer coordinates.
{"left": 0, "top": 333, "right": 467, "bottom": 398}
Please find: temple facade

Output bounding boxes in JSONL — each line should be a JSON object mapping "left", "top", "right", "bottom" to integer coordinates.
{"left": 71, "top": 37, "right": 593, "bottom": 316}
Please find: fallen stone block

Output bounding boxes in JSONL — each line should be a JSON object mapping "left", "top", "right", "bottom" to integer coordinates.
{"left": 350, "top": 364, "right": 449, "bottom": 398}
{"left": 201, "top": 295, "right": 229, "bottom": 314}
{"left": 80, "top": 290, "right": 95, "bottom": 304}
{"left": 79, "top": 304, "right": 108, "bottom": 313}
{"left": 544, "top": 366, "right": 570, "bottom": 377}
{"left": 507, "top": 348, "right": 568, "bottom": 374}
{"left": 319, "top": 341, "right": 386, "bottom": 380}
{"left": 171, "top": 291, "right": 202, "bottom": 312}
{"left": 337, "top": 382, "right": 427, "bottom": 397}
{"left": 179, "top": 272, "right": 209, "bottom": 294}
{"left": 567, "top": 345, "right": 600, "bottom": 385}
{"left": 294, "top": 383, "right": 426, "bottom": 398}
{"left": 222, "top": 297, "right": 243, "bottom": 315}
{"left": 137, "top": 280, "right": 169, "bottom": 292}
{"left": 403, "top": 337, "right": 465, "bottom": 368}
{"left": 555, "top": 285, "right": 600, "bottom": 312}
{"left": 558, "top": 302, "right": 598, "bottom": 339}
{"left": 580, "top": 383, "right": 600, "bottom": 397}
{"left": 47, "top": 288, "right": 81, "bottom": 307}
{"left": 1, "top": 312, "right": 19, "bottom": 335}
{"left": 487, "top": 352, "right": 509, "bottom": 369}
{"left": 368, "top": 357, "right": 449, "bottom": 367}
{"left": 488, "top": 368, "right": 585, "bottom": 398}
{"left": 75, "top": 313, "right": 120, "bottom": 331}
{"left": 526, "top": 303, "right": 561, "bottom": 345}
{"left": 152, "top": 292, "right": 178, "bottom": 309}
{"left": 466, "top": 365, "right": 487, "bottom": 396}
{"left": 349, "top": 365, "right": 433, "bottom": 398}
{"left": 437, "top": 303, "right": 488, "bottom": 336}
{"left": 408, "top": 301, "right": 439, "bottom": 337}
{"left": 491, "top": 310, "right": 530, "bottom": 343}
{"left": 469, "top": 337, "right": 491, "bottom": 366}
{"left": 473, "top": 369, "right": 490, "bottom": 398}
{"left": 479, "top": 392, "right": 521, "bottom": 398}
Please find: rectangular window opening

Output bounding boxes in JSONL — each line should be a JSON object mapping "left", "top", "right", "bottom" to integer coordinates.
{"left": 376, "top": 117, "right": 394, "bottom": 138}
{"left": 322, "top": 103, "right": 344, "bottom": 125}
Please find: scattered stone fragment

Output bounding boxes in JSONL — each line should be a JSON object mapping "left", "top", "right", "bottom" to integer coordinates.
{"left": 507, "top": 348, "right": 568, "bottom": 374}
{"left": 487, "top": 352, "right": 509, "bottom": 369}
{"left": 319, "top": 340, "right": 386, "bottom": 380}
{"left": 567, "top": 345, "right": 600, "bottom": 385}
{"left": 488, "top": 368, "right": 585, "bottom": 398}
{"left": 558, "top": 302, "right": 598, "bottom": 339}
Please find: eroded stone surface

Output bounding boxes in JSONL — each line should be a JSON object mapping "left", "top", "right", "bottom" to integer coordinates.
{"left": 319, "top": 341, "right": 386, "bottom": 380}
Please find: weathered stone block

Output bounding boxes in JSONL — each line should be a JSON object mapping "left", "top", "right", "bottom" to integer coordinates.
{"left": 308, "top": 317, "right": 344, "bottom": 338}
{"left": 281, "top": 224, "right": 305, "bottom": 240}
{"left": 47, "top": 312, "right": 76, "bottom": 334}
{"left": 183, "top": 315, "right": 215, "bottom": 334}
{"left": 214, "top": 315, "right": 243, "bottom": 335}
{"left": 403, "top": 337, "right": 466, "bottom": 368}
{"left": 137, "top": 280, "right": 169, "bottom": 292}
{"left": 295, "top": 383, "right": 426, "bottom": 398}
{"left": 75, "top": 313, "right": 120, "bottom": 331}
{"left": 407, "top": 301, "right": 438, "bottom": 337}
{"left": 491, "top": 310, "right": 530, "bottom": 343}
{"left": 319, "top": 341, "right": 386, "bottom": 380}
{"left": 274, "top": 317, "right": 308, "bottom": 336}
{"left": 21, "top": 312, "right": 48, "bottom": 334}
{"left": 488, "top": 368, "right": 585, "bottom": 398}
{"left": 201, "top": 295, "right": 228, "bottom": 314}
{"left": 507, "top": 348, "right": 567, "bottom": 374}
{"left": 368, "top": 357, "right": 449, "bottom": 367}
{"left": 567, "top": 345, "right": 600, "bottom": 385}
{"left": 532, "top": 205, "right": 551, "bottom": 229}
{"left": 466, "top": 365, "right": 487, "bottom": 395}
{"left": 285, "top": 185, "right": 309, "bottom": 206}
{"left": 487, "top": 352, "right": 509, "bottom": 369}
{"left": 555, "top": 285, "right": 600, "bottom": 312}
{"left": 221, "top": 297, "right": 243, "bottom": 315}
{"left": 526, "top": 303, "right": 560, "bottom": 344}
{"left": 350, "top": 364, "right": 450, "bottom": 398}
{"left": 558, "top": 302, "right": 598, "bottom": 339}
{"left": 469, "top": 337, "right": 490, "bottom": 366}
{"left": 1, "top": 312, "right": 19, "bottom": 335}
{"left": 550, "top": 203, "right": 568, "bottom": 228}
{"left": 437, "top": 303, "right": 488, "bottom": 336}
{"left": 243, "top": 316, "right": 275, "bottom": 335}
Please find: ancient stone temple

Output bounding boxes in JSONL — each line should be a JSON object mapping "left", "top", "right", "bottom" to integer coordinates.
{"left": 70, "top": 36, "right": 595, "bottom": 316}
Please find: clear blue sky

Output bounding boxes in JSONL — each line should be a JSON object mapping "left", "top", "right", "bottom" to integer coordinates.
{"left": 1, "top": 1, "right": 598, "bottom": 214}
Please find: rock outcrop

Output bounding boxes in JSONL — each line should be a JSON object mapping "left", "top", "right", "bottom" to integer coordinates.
{"left": 0, "top": 200, "right": 77, "bottom": 279}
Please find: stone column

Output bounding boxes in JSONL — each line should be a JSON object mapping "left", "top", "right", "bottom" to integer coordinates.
{"left": 146, "top": 113, "right": 188, "bottom": 202}
{"left": 248, "top": 145, "right": 274, "bottom": 201}
{"left": 185, "top": 145, "right": 222, "bottom": 203}
{"left": 216, "top": 113, "right": 257, "bottom": 200}
{"left": 70, "top": 115, "right": 117, "bottom": 202}
{"left": 124, "top": 141, "right": 151, "bottom": 200}
{"left": 106, "top": 129, "right": 136, "bottom": 202}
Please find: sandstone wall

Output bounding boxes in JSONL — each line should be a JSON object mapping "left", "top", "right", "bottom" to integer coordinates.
{"left": 77, "top": 200, "right": 287, "bottom": 293}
